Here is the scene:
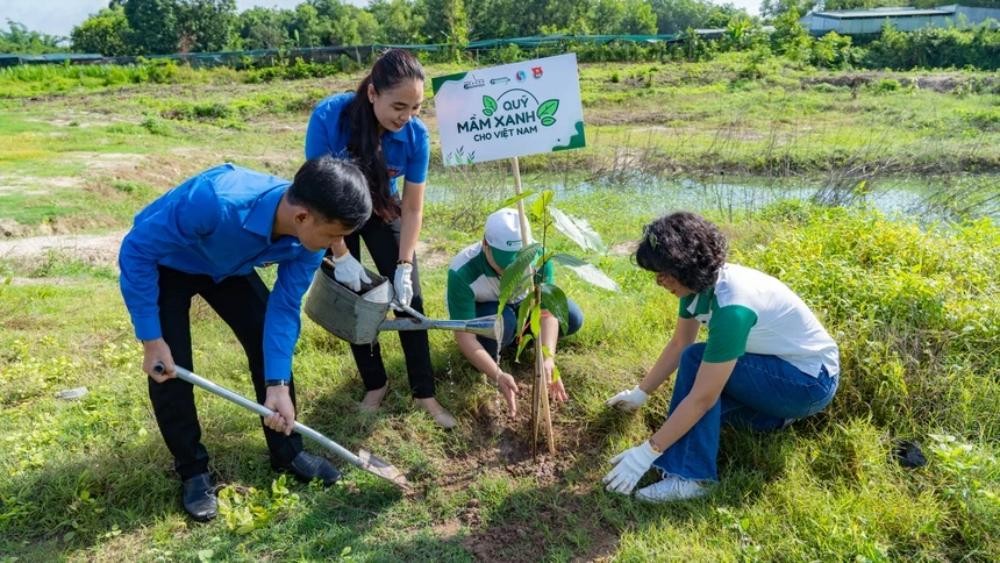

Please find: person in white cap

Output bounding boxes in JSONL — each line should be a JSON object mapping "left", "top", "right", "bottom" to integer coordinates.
{"left": 446, "top": 208, "right": 584, "bottom": 415}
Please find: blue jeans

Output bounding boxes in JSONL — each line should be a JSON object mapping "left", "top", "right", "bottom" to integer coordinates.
{"left": 652, "top": 343, "right": 838, "bottom": 482}
{"left": 474, "top": 299, "right": 584, "bottom": 357}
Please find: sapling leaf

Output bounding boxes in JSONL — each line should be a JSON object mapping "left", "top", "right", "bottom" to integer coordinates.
{"left": 530, "top": 303, "right": 541, "bottom": 338}
{"left": 550, "top": 253, "right": 587, "bottom": 267}
{"left": 497, "top": 243, "right": 540, "bottom": 314}
{"left": 540, "top": 344, "right": 560, "bottom": 382}
{"left": 529, "top": 190, "right": 554, "bottom": 225}
{"left": 564, "top": 263, "right": 620, "bottom": 291}
{"left": 515, "top": 332, "right": 535, "bottom": 362}
{"left": 496, "top": 190, "right": 535, "bottom": 212}
{"left": 515, "top": 296, "right": 533, "bottom": 344}
{"left": 549, "top": 206, "right": 606, "bottom": 252}
{"left": 540, "top": 283, "right": 569, "bottom": 333}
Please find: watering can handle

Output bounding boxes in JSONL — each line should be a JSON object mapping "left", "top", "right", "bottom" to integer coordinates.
{"left": 390, "top": 302, "right": 431, "bottom": 321}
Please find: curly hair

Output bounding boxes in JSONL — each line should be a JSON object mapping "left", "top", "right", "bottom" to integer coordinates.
{"left": 634, "top": 212, "right": 728, "bottom": 292}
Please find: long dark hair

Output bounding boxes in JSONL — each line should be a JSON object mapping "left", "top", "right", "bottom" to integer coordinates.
{"left": 342, "top": 48, "right": 424, "bottom": 222}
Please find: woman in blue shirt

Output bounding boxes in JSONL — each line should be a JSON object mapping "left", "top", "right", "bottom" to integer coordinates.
{"left": 305, "top": 49, "right": 455, "bottom": 428}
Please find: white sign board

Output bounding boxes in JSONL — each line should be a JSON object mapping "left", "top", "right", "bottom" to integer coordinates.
{"left": 432, "top": 53, "right": 586, "bottom": 166}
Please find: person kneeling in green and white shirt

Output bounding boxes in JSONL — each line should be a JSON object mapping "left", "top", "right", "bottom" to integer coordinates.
{"left": 604, "top": 211, "right": 839, "bottom": 502}
{"left": 447, "top": 209, "right": 584, "bottom": 416}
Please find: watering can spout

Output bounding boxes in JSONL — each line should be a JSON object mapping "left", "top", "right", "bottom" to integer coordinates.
{"left": 461, "top": 316, "right": 501, "bottom": 339}
{"left": 380, "top": 310, "right": 502, "bottom": 341}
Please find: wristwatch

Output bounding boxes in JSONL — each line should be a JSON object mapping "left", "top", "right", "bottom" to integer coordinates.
{"left": 266, "top": 380, "right": 290, "bottom": 387}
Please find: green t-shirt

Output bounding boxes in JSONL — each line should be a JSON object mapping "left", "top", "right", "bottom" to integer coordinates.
{"left": 447, "top": 242, "right": 554, "bottom": 320}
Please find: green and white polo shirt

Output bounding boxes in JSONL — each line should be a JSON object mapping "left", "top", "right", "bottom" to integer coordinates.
{"left": 447, "top": 242, "right": 554, "bottom": 321}
{"left": 681, "top": 263, "right": 840, "bottom": 377}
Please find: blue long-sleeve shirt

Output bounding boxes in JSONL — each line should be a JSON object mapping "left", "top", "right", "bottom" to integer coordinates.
{"left": 304, "top": 92, "right": 430, "bottom": 195}
{"left": 118, "top": 163, "right": 324, "bottom": 383}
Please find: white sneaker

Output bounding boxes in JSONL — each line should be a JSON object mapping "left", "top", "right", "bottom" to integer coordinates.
{"left": 635, "top": 477, "right": 707, "bottom": 503}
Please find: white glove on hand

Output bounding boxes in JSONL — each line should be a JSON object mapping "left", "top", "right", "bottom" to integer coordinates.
{"left": 603, "top": 441, "right": 660, "bottom": 495}
{"left": 394, "top": 262, "right": 414, "bottom": 307}
{"left": 606, "top": 386, "right": 648, "bottom": 411}
{"left": 332, "top": 252, "right": 371, "bottom": 292}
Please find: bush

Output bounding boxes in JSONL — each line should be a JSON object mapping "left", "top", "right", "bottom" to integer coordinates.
{"left": 866, "top": 22, "right": 1000, "bottom": 71}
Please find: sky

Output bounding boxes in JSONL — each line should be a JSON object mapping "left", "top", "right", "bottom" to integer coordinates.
{"left": 2, "top": 0, "right": 762, "bottom": 38}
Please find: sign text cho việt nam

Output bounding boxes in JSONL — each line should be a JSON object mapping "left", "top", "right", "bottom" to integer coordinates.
{"left": 432, "top": 53, "right": 586, "bottom": 166}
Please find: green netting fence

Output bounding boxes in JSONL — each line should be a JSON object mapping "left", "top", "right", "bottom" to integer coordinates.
{"left": 0, "top": 32, "right": 713, "bottom": 68}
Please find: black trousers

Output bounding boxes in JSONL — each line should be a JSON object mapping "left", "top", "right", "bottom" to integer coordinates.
{"left": 344, "top": 215, "right": 435, "bottom": 398}
{"left": 149, "top": 266, "right": 303, "bottom": 480}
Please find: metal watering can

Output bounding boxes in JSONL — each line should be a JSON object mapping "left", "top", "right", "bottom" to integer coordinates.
{"left": 304, "top": 259, "right": 501, "bottom": 345}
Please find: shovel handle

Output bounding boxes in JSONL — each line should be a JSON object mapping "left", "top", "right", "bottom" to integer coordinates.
{"left": 153, "top": 363, "right": 364, "bottom": 469}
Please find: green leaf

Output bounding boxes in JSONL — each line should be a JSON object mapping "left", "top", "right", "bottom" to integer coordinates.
{"left": 564, "top": 263, "right": 620, "bottom": 291}
{"left": 529, "top": 189, "right": 554, "bottom": 225}
{"left": 483, "top": 95, "right": 497, "bottom": 116}
{"left": 514, "top": 297, "right": 533, "bottom": 345}
{"left": 540, "top": 344, "right": 560, "bottom": 382}
{"left": 495, "top": 190, "right": 535, "bottom": 213}
{"left": 515, "top": 332, "right": 534, "bottom": 362}
{"left": 537, "top": 99, "right": 559, "bottom": 119}
{"left": 549, "top": 206, "right": 606, "bottom": 252}
{"left": 550, "top": 253, "right": 587, "bottom": 267}
{"left": 540, "top": 283, "right": 569, "bottom": 333}
{"left": 497, "top": 243, "right": 540, "bottom": 313}
{"left": 530, "top": 302, "right": 541, "bottom": 337}
{"left": 540, "top": 115, "right": 556, "bottom": 127}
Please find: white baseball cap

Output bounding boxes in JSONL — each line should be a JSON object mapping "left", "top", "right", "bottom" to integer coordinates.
{"left": 483, "top": 208, "right": 530, "bottom": 268}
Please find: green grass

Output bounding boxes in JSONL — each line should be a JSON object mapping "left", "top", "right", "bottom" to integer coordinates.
{"left": 0, "top": 58, "right": 998, "bottom": 561}
{"left": 1, "top": 203, "right": 997, "bottom": 561}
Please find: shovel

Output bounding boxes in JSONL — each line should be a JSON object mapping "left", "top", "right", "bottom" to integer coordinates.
{"left": 155, "top": 363, "right": 410, "bottom": 491}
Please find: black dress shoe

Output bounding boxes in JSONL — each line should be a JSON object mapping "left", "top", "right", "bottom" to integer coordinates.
{"left": 277, "top": 451, "right": 341, "bottom": 487}
{"left": 181, "top": 473, "right": 217, "bottom": 522}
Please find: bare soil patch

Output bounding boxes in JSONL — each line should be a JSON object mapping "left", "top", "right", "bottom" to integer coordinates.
{"left": 803, "top": 72, "right": 999, "bottom": 93}
{"left": 0, "top": 233, "right": 122, "bottom": 267}
{"left": 0, "top": 174, "right": 81, "bottom": 195}
{"left": 439, "top": 387, "right": 619, "bottom": 562}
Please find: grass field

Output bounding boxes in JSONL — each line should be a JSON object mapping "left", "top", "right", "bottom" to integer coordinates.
{"left": 1, "top": 56, "right": 998, "bottom": 561}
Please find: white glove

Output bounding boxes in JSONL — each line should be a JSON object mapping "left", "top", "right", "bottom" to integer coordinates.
{"left": 606, "top": 386, "right": 648, "bottom": 411}
{"left": 332, "top": 252, "right": 371, "bottom": 292}
{"left": 393, "top": 262, "right": 414, "bottom": 307}
{"left": 603, "top": 441, "right": 659, "bottom": 495}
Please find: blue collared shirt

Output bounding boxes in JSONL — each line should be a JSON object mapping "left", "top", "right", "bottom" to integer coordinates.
{"left": 118, "top": 163, "right": 324, "bottom": 383}
{"left": 304, "top": 92, "right": 430, "bottom": 194}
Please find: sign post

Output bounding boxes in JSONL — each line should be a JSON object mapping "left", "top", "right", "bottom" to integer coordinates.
{"left": 433, "top": 53, "right": 587, "bottom": 454}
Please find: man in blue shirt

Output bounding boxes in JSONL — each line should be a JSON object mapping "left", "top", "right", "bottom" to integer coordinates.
{"left": 119, "top": 156, "right": 371, "bottom": 522}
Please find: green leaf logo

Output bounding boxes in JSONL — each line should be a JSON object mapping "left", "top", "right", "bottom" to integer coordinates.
{"left": 483, "top": 95, "right": 497, "bottom": 117}
{"left": 537, "top": 99, "right": 559, "bottom": 126}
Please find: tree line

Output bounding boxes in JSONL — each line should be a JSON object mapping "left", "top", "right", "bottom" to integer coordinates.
{"left": 56, "top": 0, "right": 742, "bottom": 56}
{"left": 2, "top": 0, "right": 996, "bottom": 71}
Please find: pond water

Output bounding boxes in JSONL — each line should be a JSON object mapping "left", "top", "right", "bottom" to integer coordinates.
{"left": 425, "top": 172, "right": 999, "bottom": 223}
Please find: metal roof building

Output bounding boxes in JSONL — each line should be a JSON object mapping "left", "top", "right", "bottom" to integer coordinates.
{"left": 801, "top": 4, "right": 1000, "bottom": 35}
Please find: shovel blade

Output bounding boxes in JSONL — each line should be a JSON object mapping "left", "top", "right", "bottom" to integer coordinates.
{"left": 357, "top": 449, "right": 411, "bottom": 491}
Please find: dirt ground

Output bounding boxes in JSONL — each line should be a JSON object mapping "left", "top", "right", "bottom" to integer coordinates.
{"left": 0, "top": 233, "right": 122, "bottom": 267}
{"left": 435, "top": 391, "right": 619, "bottom": 562}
